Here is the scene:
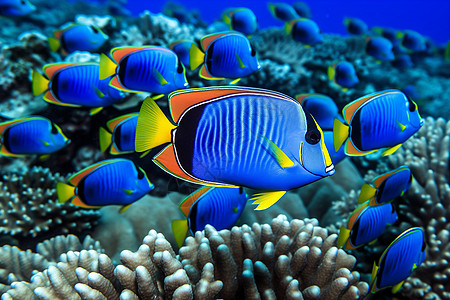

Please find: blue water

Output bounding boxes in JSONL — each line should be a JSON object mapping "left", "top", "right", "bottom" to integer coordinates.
{"left": 125, "top": 0, "right": 450, "bottom": 45}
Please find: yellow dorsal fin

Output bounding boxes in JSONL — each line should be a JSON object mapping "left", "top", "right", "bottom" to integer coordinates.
{"left": 358, "top": 184, "right": 377, "bottom": 204}
{"left": 381, "top": 144, "right": 402, "bottom": 156}
{"left": 249, "top": 191, "right": 287, "bottom": 210}
{"left": 56, "top": 182, "right": 75, "bottom": 203}
{"left": 32, "top": 70, "right": 50, "bottom": 96}
{"left": 261, "top": 136, "right": 294, "bottom": 168}
{"left": 189, "top": 43, "right": 205, "bottom": 71}
{"left": 98, "top": 127, "right": 112, "bottom": 153}
{"left": 337, "top": 225, "right": 350, "bottom": 248}
{"left": 48, "top": 37, "right": 60, "bottom": 52}
{"left": 99, "top": 53, "right": 117, "bottom": 80}
{"left": 333, "top": 118, "right": 349, "bottom": 152}
{"left": 172, "top": 219, "right": 189, "bottom": 248}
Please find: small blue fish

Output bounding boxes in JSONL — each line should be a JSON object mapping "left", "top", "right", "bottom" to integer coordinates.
{"left": 57, "top": 159, "right": 154, "bottom": 213}
{"left": 285, "top": 18, "right": 323, "bottom": 46}
{"left": 268, "top": 2, "right": 299, "bottom": 22}
{"left": 358, "top": 166, "right": 412, "bottom": 206}
{"left": 0, "top": 0, "right": 35, "bottom": 16}
{"left": 170, "top": 40, "right": 195, "bottom": 70}
{"left": 344, "top": 17, "right": 368, "bottom": 36}
{"left": 189, "top": 31, "right": 260, "bottom": 83}
{"left": 392, "top": 53, "right": 413, "bottom": 69}
{"left": 0, "top": 116, "right": 69, "bottom": 158}
{"left": 328, "top": 61, "right": 359, "bottom": 88}
{"left": 172, "top": 186, "right": 248, "bottom": 247}
{"left": 99, "top": 113, "right": 138, "bottom": 155}
{"left": 32, "top": 63, "right": 125, "bottom": 115}
{"left": 400, "top": 30, "right": 426, "bottom": 52}
{"left": 370, "top": 227, "right": 426, "bottom": 293}
{"left": 337, "top": 202, "right": 398, "bottom": 250}
{"left": 372, "top": 27, "right": 398, "bottom": 45}
{"left": 334, "top": 89, "right": 423, "bottom": 156}
{"left": 48, "top": 23, "right": 108, "bottom": 54}
{"left": 222, "top": 7, "right": 258, "bottom": 36}
{"left": 292, "top": 2, "right": 312, "bottom": 19}
{"left": 366, "top": 37, "right": 395, "bottom": 61}
{"left": 296, "top": 93, "right": 341, "bottom": 131}
{"left": 135, "top": 86, "right": 334, "bottom": 210}
{"left": 100, "top": 46, "right": 188, "bottom": 96}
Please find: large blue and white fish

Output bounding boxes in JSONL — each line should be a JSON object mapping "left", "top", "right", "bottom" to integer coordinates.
{"left": 135, "top": 86, "right": 335, "bottom": 210}
{"left": 334, "top": 89, "right": 423, "bottom": 156}
{"left": 358, "top": 166, "right": 412, "bottom": 206}
{"left": 189, "top": 31, "right": 260, "bottom": 83}
{"left": 268, "top": 2, "right": 299, "bottom": 22}
{"left": 0, "top": 0, "right": 35, "bottom": 16}
{"left": 337, "top": 202, "right": 398, "bottom": 250}
{"left": 400, "top": 30, "right": 426, "bottom": 52}
{"left": 48, "top": 23, "right": 108, "bottom": 54}
{"left": 32, "top": 63, "right": 125, "bottom": 115}
{"left": 172, "top": 186, "right": 248, "bottom": 247}
{"left": 328, "top": 61, "right": 359, "bottom": 89}
{"left": 366, "top": 37, "right": 395, "bottom": 61}
{"left": 285, "top": 18, "right": 323, "bottom": 46}
{"left": 99, "top": 113, "right": 138, "bottom": 155}
{"left": 344, "top": 17, "right": 368, "bottom": 36}
{"left": 222, "top": 7, "right": 258, "bottom": 36}
{"left": 0, "top": 116, "right": 69, "bottom": 158}
{"left": 370, "top": 227, "right": 426, "bottom": 293}
{"left": 57, "top": 159, "right": 154, "bottom": 213}
{"left": 99, "top": 46, "right": 188, "bottom": 96}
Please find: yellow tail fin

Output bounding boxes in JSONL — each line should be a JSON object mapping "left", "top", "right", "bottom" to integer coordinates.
{"left": 99, "top": 53, "right": 117, "bottom": 80}
{"left": 172, "top": 219, "right": 189, "bottom": 248}
{"left": 32, "top": 70, "right": 49, "bottom": 96}
{"left": 135, "top": 97, "right": 176, "bottom": 152}
{"left": 99, "top": 127, "right": 112, "bottom": 152}
{"left": 48, "top": 37, "right": 60, "bottom": 52}
{"left": 358, "top": 184, "right": 377, "bottom": 204}
{"left": 189, "top": 43, "right": 205, "bottom": 71}
{"left": 327, "top": 65, "right": 335, "bottom": 81}
{"left": 337, "top": 225, "right": 350, "bottom": 248}
{"left": 333, "top": 118, "right": 349, "bottom": 152}
{"left": 56, "top": 182, "right": 75, "bottom": 203}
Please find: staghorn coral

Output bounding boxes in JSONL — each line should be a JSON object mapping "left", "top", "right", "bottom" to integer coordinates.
{"left": 0, "top": 166, "right": 100, "bottom": 244}
{"left": 3, "top": 215, "right": 368, "bottom": 299}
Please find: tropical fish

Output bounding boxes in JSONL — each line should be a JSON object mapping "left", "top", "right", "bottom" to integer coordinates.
{"left": 0, "top": 116, "right": 69, "bottom": 158}
{"left": 358, "top": 166, "right": 412, "bottom": 206}
{"left": 366, "top": 37, "right": 395, "bottom": 61}
{"left": 135, "top": 86, "right": 335, "bottom": 210}
{"left": 285, "top": 18, "right": 323, "bottom": 46}
{"left": 99, "top": 46, "right": 188, "bottom": 96}
{"left": 222, "top": 7, "right": 258, "bottom": 36}
{"left": 99, "top": 113, "right": 138, "bottom": 155}
{"left": 327, "top": 61, "right": 359, "bottom": 88}
{"left": 392, "top": 53, "right": 413, "bottom": 68}
{"left": 48, "top": 23, "right": 108, "bottom": 54}
{"left": 57, "top": 159, "right": 154, "bottom": 213}
{"left": 334, "top": 89, "right": 423, "bottom": 156}
{"left": 189, "top": 31, "right": 260, "bottom": 83}
{"left": 344, "top": 17, "right": 368, "bottom": 35}
{"left": 32, "top": 63, "right": 125, "bottom": 115}
{"left": 372, "top": 27, "right": 398, "bottom": 45}
{"left": 292, "top": 2, "right": 312, "bottom": 19}
{"left": 268, "top": 2, "right": 299, "bottom": 22}
{"left": 169, "top": 40, "right": 195, "bottom": 69}
{"left": 172, "top": 186, "right": 248, "bottom": 247}
{"left": 400, "top": 30, "right": 426, "bottom": 52}
{"left": 0, "top": 0, "right": 35, "bottom": 16}
{"left": 337, "top": 202, "right": 398, "bottom": 250}
{"left": 370, "top": 227, "right": 426, "bottom": 293}
{"left": 296, "top": 93, "right": 341, "bottom": 131}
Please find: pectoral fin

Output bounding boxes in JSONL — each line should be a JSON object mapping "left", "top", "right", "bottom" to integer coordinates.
{"left": 123, "top": 188, "right": 134, "bottom": 195}
{"left": 119, "top": 204, "right": 132, "bottom": 214}
{"left": 381, "top": 144, "right": 402, "bottom": 156}
{"left": 261, "top": 136, "right": 294, "bottom": 168}
{"left": 391, "top": 281, "right": 404, "bottom": 293}
{"left": 236, "top": 52, "right": 245, "bottom": 68}
{"left": 153, "top": 68, "right": 168, "bottom": 85}
{"left": 93, "top": 86, "right": 105, "bottom": 98}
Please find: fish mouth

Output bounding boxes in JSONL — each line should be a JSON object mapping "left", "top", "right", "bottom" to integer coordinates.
{"left": 325, "top": 164, "right": 335, "bottom": 175}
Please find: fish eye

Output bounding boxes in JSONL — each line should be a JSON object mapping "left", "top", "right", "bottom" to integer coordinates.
{"left": 91, "top": 26, "right": 99, "bottom": 34}
{"left": 51, "top": 122, "right": 58, "bottom": 134}
{"left": 21, "top": 0, "right": 26, "bottom": 4}
{"left": 137, "top": 167, "right": 145, "bottom": 179}
{"left": 177, "top": 59, "right": 184, "bottom": 74}
{"left": 405, "top": 94, "right": 417, "bottom": 112}
{"left": 305, "top": 129, "right": 321, "bottom": 145}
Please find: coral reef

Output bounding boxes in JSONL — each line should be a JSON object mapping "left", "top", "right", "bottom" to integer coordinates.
{"left": 3, "top": 215, "right": 369, "bottom": 299}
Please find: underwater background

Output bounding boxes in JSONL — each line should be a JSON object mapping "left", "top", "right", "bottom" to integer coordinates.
{"left": 0, "top": 0, "right": 449, "bottom": 299}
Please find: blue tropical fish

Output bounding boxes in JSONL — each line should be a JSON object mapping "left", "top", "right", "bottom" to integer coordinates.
{"left": 292, "top": 2, "right": 312, "bottom": 18}
{"left": 334, "top": 89, "right": 423, "bottom": 156}
{"left": 48, "top": 23, "right": 108, "bottom": 54}
{"left": 172, "top": 186, "right": 248, "bottom": 247}
{"left": 366, "top": 37, "right": 395, "bottom": 61}
{"left": 285, "top": 18, "right": 323, "bottom": 46}
{"left": 99, "top": 46, "right": 188, "bottom": 96}
{"left": 358, "top": 166, "right": 412, "bottom": 206}
{"left": 372, "top": 27, "right": 399, "bottom": 45}
{"left": 344, "top": 17, "right": 368, "bottom": 35}
{"left": 189, "top": 31, "right": 260, "bottom": 83}
{"left": 135, "top": 86, "right": 335, "bottom": 210}
{"left": 392, "top": 53, "right": 413, "bottom": 69}
{"left": 337, "top": 202, "right": 398, "bottom": 250}
{"left": 0, "top": 116, "right": 69, "bottom": 158}
{"left": 32, "top": 63, "right": 125, "bottom": 115}
{"left": 57, "top": 159, "right": 154, "bottom": 213}
{"left": 328, "top": 61, "right": 359, "bottom": 88}
{"left": 268, "top": 2, "right": 299, "bottom": 22}
{"left": 99, "top": 113, "right": 138, "bottom": 155}
{"left": 370, "top": 227, "right": 426, "bottom": 293}
{"left": 0, "top": 0, "right": 35, "bottom": 16}
{"left": 296, "top": 93, "right": 341, "bottom": 131}
{"left": 222, "top": 7, "right": 258, "bottom": 36}
{"left": 170, "top": 40, "right": 195, "bottom": 70}
{"left": 399, "top": 30, "right": 426, "bottom": 52}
